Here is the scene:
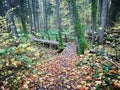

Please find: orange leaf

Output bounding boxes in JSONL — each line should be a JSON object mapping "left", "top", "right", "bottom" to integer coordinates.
{"left": 80, "top": 87, "right": 86, "bottom": 90}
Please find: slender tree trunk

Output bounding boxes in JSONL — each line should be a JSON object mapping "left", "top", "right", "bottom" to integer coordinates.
{"left": 43, "top": 0, "right": 48, "bottom": 33}
{"left": 7, "top": 0, "right": 18, "bottom": 38}
{"left": 20, "top": 15, "right": 27, "bottom": 34}
{"left": 28, "top": 0, "right": 33, "bottom": 31}
{"left": 55, "top": 0, "right": 63, "bottom": 48}
{"left": 0, "top": 4, "right": 3, "bottom": 16}
{"left": 99, "top": 0, "right": 108, "bottom": 44}
{"left": 67, "top": 0, "right": 87, "bottom": 55}
{"left": 36, "top": 0, "right": 40, "bottom": 31}
{"left": 109, "top": 0, "right": 120, "bottom": 26}
{"left": 38, "top": 0, "right": 42, "bottom": 31}
{"left": 32, "top": 0, "right": 37, "bottom": 32}
{"left": 18, "top": 0, "right": 27, "bottom": 34}
{"left": 91, "top": 0, "right": 97, "bottom": 43}
{"left": 99, "top": 0, "right": 103, "bottom": 25}
{"left": 106, "top": 0, "right": 109, "bottom": 27}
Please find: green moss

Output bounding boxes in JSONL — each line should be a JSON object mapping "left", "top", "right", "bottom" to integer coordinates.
{"left": 58, "top": 31, "right": 64, "bottom": 48}
{"left": 20, "top": 14, "right": 27, "bottom": 34}
{"left": 71, "top": 0, "right": 88, "bottom": 55}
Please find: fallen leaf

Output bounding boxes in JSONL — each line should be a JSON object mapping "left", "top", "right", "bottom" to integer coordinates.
{"left": 80, "top": 87, "right": 86, "bottom": 90}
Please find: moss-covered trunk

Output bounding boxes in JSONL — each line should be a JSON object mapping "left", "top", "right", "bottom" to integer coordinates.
{"left": 20, "top": 14, "right": 27, "bottom": 34}
{"left": 67, "top": 0, "right": 87, "bottom": 55}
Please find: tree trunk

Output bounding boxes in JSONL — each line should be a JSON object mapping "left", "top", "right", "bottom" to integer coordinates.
{"left": 35, "top": 0, "right": 40, "bottom": 31}
{"left": 99, "top": 0, "right": 103, "bottom": 25}
{"left": 7, "top": 0, "right": 18, "bottom": 38}
{"left": 67, "top": 0, "right": 87, "bottom": 55}
{"left": 43, "top": 0, "right": 48, "bottom": 34}
{"left": 28, "top": 0, "right": 33, "bottom": 31}
{"left": 99, "top": 0, "right": 108, "bottom": 44}
{"left": 109, "top": 0, "right": 120, "bottom": 26}
{"left": 91, "top": 0, "right": 97, "bottom": 43}
{"left": 55, "top": 0, "right": 63, "bottom": 48}
{"left": 32, "top": 0, "right": 37, "bottom": 32}
{"left": 20, "top": 15, "right": 27, "bottom": 34}
{"left": 18, "top": 0, "right": 27, "bottom": 34}
{"left": 38, "top": 1, "right": 42, "bottom": 31}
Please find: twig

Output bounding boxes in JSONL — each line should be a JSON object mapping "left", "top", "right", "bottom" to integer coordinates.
{"left": 0, "top": 66, "right": 23, "bottom": 82}
{"left": 105, "top": 59, "right": 120, "bottom": 69}
{"left": 89, "top": 49, "right": 120, "bottom": 69}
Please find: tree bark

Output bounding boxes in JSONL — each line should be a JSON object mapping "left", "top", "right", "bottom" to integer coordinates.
{"left": 91, "top": 0, "right": 97, "bottom": 43}
{"left": 43, "top": 0, "right": 48, "bottom": 34}
{"left": 32, "top": 0, "right": 37, "bottom": 32}
{"left": 28, "top": 0, "right": 33, "bottom": 31}
{"left": 35, "top": 0, "right": 40, "bottom": 31}
{"left": 99, "top": 0, "right": 108, "bottom": 44}
{"left": 67, "top": 0, "right": 87, "bottom": 55}
{"left": 7, "top": 0, "right": 18, "bottom": 38}
{"left": 99, "top": 0, "right": 103, "bottom": 25}
{"left": 18, "top": 0, "right": 27, "bottom": 34}
{"left": 109, "top": 0, "right": 120, "bottom": 26}
{"left": 55, "top": 0, "right": 63, "bottom": 48}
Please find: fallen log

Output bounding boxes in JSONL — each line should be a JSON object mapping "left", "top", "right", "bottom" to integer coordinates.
{"left": 30, "top": 34, "right": 67, "bottom": 46}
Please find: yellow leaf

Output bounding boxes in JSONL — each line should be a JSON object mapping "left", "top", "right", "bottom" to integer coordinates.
{"left": 8, "top": 70, "right": 12, "bottom": 74}
{"left": 13, "top": 62, "right": 17, "bottom": 67}
{"left": 16, "top": 48, "right": 21, "bottom": 53}
{"left": 26, "top": 47, "right": 31, "bottom": 51}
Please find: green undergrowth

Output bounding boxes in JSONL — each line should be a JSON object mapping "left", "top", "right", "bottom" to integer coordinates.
{"left": 0, "top": 32, "right": 58, "bottom": 89}
{"left": 76, "top": 50, "right": 120, "bottom": 90}
{"left": 34, "top": 29, "right": 75, "bottom": 41}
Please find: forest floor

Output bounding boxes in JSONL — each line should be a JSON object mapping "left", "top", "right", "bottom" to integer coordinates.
{"left": 0, "top": 34, "right": 120, "bottom": 90}
{"left": 19, "top": 42, "right": 120, "bottom": 90}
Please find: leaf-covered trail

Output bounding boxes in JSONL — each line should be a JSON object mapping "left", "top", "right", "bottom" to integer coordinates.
{"left": 31, "top": 43, "right": 93, "bottom": 90}
{"left": 22, "top": 42, "right": 120, "bottom": 90}
{"left": 47, "top": 43, "right": 77, "bottom": 74}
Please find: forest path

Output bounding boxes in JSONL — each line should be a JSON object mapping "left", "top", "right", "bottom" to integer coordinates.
{"left": 23, "top": 42, "right": 120, "bottom": 90}
{"left": 40, "top": 42, "right": 79, "bottom": 89}
{"left": 47, "top": 42, "right": 77, "bottom": 73}
{"left": 34, "top": 42, "right": 93, "bottom": 90}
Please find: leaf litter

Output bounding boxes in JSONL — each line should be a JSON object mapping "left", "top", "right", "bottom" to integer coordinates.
{"left": 21, "top": 43, "right": 120, "bottom": 90}
{"left": 0, "top": 37, "right": 120, "bottom": 90}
